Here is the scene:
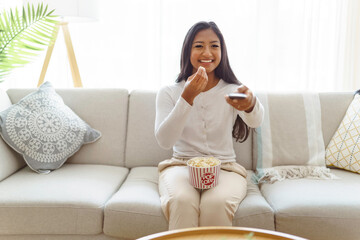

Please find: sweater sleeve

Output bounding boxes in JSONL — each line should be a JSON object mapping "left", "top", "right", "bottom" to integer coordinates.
{"left": 237, "top": 96, "right": 264, "bottom": 128}
{"left": 154, "top": 87, "right": 192, "bottom": 149}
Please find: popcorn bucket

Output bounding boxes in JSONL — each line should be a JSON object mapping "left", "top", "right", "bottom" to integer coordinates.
{"left": 187, "top": 157, "right": 221, "bottom": 189}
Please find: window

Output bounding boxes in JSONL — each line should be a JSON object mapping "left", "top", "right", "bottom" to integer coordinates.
{"left": 2, "top": 0, "right": 359, "bottom": 92}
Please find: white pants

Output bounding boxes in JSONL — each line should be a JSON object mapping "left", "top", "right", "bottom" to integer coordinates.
{"left": 158, "top": 158, "right": 247, "bottom": 230}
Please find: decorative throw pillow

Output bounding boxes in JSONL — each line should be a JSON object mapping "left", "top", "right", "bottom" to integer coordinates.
{"left": 253, "top": 93, "right": 337, "bottom": 184}
{"left": 325, "top": 93, "right": 360, "bottom": 174}
{"left": 0, "top": 82, "right": 101, "bottom": 174}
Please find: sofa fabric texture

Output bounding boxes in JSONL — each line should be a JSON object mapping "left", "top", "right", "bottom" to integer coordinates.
{"left": 0, "top": 164, "right": 128, "bottom": 235}
{"left": 104, "top": 167, "right": 168, "bottom": 239}
{"left": 0, "top": 87, "right": 359, "bottom": 240}
{"left": 260, "top": 169, "right": 360, "bottom": 240}
{"left": 125, "top": 91, "right": 172, "bottom": 168}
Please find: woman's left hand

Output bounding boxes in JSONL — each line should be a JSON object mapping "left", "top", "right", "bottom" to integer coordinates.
{"left": 225, "top": 85, "right": 256, "bottom": 113}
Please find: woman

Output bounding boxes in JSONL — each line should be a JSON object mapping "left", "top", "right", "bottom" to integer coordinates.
{"left": 155, "top": 21, "right": 264, "bottom": 230}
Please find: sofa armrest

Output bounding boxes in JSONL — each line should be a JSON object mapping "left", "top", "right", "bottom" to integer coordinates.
{"left": 0, "top": 89, "right": 25, "bottom": 181}
{"left": 0, "top": 139, "right": 25, "bottom": 181}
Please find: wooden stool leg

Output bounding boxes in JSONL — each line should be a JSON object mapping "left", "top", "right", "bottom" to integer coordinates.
{"left": 37, "top": 25, "right": 59, "bottom": 87}
{"left": 62, "top": 22, "right": 83, "bottom": 87}
{"left": 38, "top": 22, "right": 83, "bottom": 88}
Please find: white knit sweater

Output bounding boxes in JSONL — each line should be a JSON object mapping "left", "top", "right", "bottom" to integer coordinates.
{"left": 155, "top": 79, "right": 264, "bottom": 163}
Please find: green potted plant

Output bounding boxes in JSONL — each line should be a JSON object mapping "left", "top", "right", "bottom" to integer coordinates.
{"left": 0, "top": 3, "right": 59, "bottom": 82}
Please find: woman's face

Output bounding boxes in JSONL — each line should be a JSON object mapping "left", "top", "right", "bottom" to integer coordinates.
{"left": 190, "top": 28, "right": 221, "bottom": 75}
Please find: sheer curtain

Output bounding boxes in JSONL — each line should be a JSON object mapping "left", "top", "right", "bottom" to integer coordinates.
{"left": 1, "top": 0, "right": 359, "bottom": 92}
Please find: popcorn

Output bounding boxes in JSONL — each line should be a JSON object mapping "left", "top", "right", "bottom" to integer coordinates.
{"left": 187, "top": 157, "right": 221, "bottom": 167}
{"left": 187, "top": 157, "right": 221, "bottom": 189}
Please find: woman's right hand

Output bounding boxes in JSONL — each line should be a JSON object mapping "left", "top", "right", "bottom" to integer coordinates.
{"left": 181, "top": 66, "right": 208, "bottom": 105}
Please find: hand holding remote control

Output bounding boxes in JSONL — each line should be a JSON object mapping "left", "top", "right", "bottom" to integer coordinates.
{"left": 225, "top": 85, "right": 256, "bottom": 113}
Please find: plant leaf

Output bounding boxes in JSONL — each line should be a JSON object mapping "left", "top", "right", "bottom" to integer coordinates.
{"left": 0, "top": 3, "right": 59, "bottom": 81}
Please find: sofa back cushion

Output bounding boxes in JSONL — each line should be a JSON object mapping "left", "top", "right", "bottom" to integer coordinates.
{"left": 0, "top": 89, "right": 26, "bottom": 181}
{"left": 125, "top": 90, "right": 253, "bottom": 169}
{"left": 1, "top": 82, "right": 102, "bottom": 173}
{"left": 6, "top": 88, "right": 129, "bottom": 166}
{"left": 233, "top": 131, "right": 253, "bottom": 170}
{"left": 252, "top": 91, "right": 354, "bottom": 175}
{"left": 125, "top": 90, "right": 172, "bottom": 167}
{"left": 319, "top": 92, "right": 354, "bottom": 147}
{"left": 253, "top": 93, "right": 326, "bottom": 175}
{"left": 253, "top": 92, "right": 354, "bottom": 167}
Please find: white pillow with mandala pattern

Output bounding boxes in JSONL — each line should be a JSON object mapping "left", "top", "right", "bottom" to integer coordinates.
{"left": 0, "top": 82, "right": 101, "bottom": 174}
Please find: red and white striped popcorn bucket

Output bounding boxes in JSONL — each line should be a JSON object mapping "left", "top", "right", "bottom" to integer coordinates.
{"left": 187, "top": 157, "right": 221, "bottom": 189}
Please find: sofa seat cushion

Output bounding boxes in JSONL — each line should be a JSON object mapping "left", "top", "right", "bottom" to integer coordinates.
{"left": 104, "top": 168, "right": 275, "bottom": 239}
{"left": 0, "top": 163, "right": 128, "bottom": 235}
{"left": 260, "top": 169, "right": 360, "bottom": 240}
{"left": 104, "top": 167, "right": 168, "bottom": 239}
{"left": 233, "top": 170, "right": 274, "bottom": 230}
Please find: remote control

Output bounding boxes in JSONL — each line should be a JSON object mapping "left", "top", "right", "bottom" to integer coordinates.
{"left": 228, "top": 93, "right": 247, "bottom": 99}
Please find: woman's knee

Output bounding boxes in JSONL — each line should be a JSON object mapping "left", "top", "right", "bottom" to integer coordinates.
{"left": 200, "top": 185, "right": 247, "bottom": 214}
{"left": 170, "top": 191, "right": 200, "bottom": 210}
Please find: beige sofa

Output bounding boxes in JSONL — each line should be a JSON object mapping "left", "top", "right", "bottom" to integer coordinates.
{"left": 0, "top": 87, "right": 359, "bottom": 240}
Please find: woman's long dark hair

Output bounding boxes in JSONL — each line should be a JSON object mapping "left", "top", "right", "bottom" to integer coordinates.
{"left": 176, "top": 21, "right": 250, "bottom": 143}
